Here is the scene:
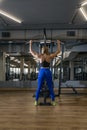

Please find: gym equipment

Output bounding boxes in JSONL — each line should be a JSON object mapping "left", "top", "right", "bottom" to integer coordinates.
{"left": 57, "top": 42, "right": 87, "bottom": 96}
{"left": 38, "top": 80, "right": 52, "bottom": 105}
{"left": 32, "top": 28, "right": 56, "bottom": 105}
{"left": 33, "top": 80, "right": 54, "bottom": 106}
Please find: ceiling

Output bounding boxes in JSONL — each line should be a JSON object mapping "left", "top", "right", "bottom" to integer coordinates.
{"left": 0, "top": 0, "right": 86, "bottom": 30}
{"left": 0, "top": 0, "right": 87, "bottom": 70}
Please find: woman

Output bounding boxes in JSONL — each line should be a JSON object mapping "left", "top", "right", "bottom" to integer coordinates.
{"left": 29, "top": 40, "right": 61, "bottom": 106}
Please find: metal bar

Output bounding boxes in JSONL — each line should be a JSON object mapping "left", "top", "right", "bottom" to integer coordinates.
{"left": 43, "top": 28, "right": 46, "bottom": 46}
{"left": 58, "top": 43, "right": 64, "bottom": 96}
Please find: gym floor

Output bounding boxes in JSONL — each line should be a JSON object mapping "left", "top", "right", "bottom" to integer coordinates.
{"left": 0, "top": 89, "right": 87, "bottom": 130}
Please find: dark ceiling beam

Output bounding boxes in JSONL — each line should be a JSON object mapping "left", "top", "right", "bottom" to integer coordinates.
{"left": 0, "top": 16, "right": 9, "bottom": 26}
{"left": 0, "top": 23, "right": 87, "bottom": 31}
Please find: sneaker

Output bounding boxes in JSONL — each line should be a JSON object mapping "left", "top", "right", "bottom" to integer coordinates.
{"left": 51, "top": 101, "right": 56, "bottom": 106}
{"left": 34, "top": 101, "right": 38, "bottom": 106}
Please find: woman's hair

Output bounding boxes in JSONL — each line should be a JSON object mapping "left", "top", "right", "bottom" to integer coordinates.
{"left": 42, "top": 46, "right": 49, "bottom": 54}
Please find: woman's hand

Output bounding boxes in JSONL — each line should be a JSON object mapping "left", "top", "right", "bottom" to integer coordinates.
{"left": 29, "top": 40, "right": 33, "bottom": 44}
{"left": 57, "top": 40, "right": 61, "bottom": 44}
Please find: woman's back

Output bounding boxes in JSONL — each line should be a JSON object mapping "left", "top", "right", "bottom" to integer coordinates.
{"left": 40, "top": 54, "right": 51, "bottom": 67}
{"left": 39, "top": 53, "right": 51, "bottom": 63}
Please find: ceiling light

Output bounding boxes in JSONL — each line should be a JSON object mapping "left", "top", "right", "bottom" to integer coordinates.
{"left": 81, "top": 1, "right": 87, "bottom": 6}
{"left": 80, "top": 7, "right": 87, "bottom": 20}
{"left": 10, "top": 57, "right": 15, "bottom": 60}
{"left": 0, "top": 10, "right": 22, "bottom": 23}
{"left": 10, "top": 64, "right": 15, "bottom": 67}
{"left": 40, "top": 40, "right": 51, "bottom": 44}
{"left": 24, "top": 63, "right": 28, "bottom": 67}
{"left": 14, "top": 59, "right": 20, "bottom": 63}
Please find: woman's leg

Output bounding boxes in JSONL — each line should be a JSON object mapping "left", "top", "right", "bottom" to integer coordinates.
{"left": 45, "top": 69, "right": 55, "bottom": 101}
{"left": 35, "top": 68, "right": 45, "bottom": 101}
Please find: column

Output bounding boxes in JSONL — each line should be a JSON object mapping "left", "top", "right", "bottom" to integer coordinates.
{"left": 28, "top": 62, "right": 31, "bottom": 80}
{"left": 20, "top": 57, "right": 24, "bottom": 80}
{"left": 6, "top": 56, "right": 10, "bottom": 80}
{"left": 69, "top": 61, "right": 74, "bottom": 80}
{"left": 0, "top": 52, "right": 6, "bottom": 81}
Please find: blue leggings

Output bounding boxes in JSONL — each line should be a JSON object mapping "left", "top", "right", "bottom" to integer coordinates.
{"left": 36, "top": 68, "right": 55, "bottom": 101}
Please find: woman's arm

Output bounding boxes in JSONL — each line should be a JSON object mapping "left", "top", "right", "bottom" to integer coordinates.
{"left": 50, "top": 40, "right": 61, "bottom": 59}
{"left": 29, "top": 40, "right": 41, "bottom": 59}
